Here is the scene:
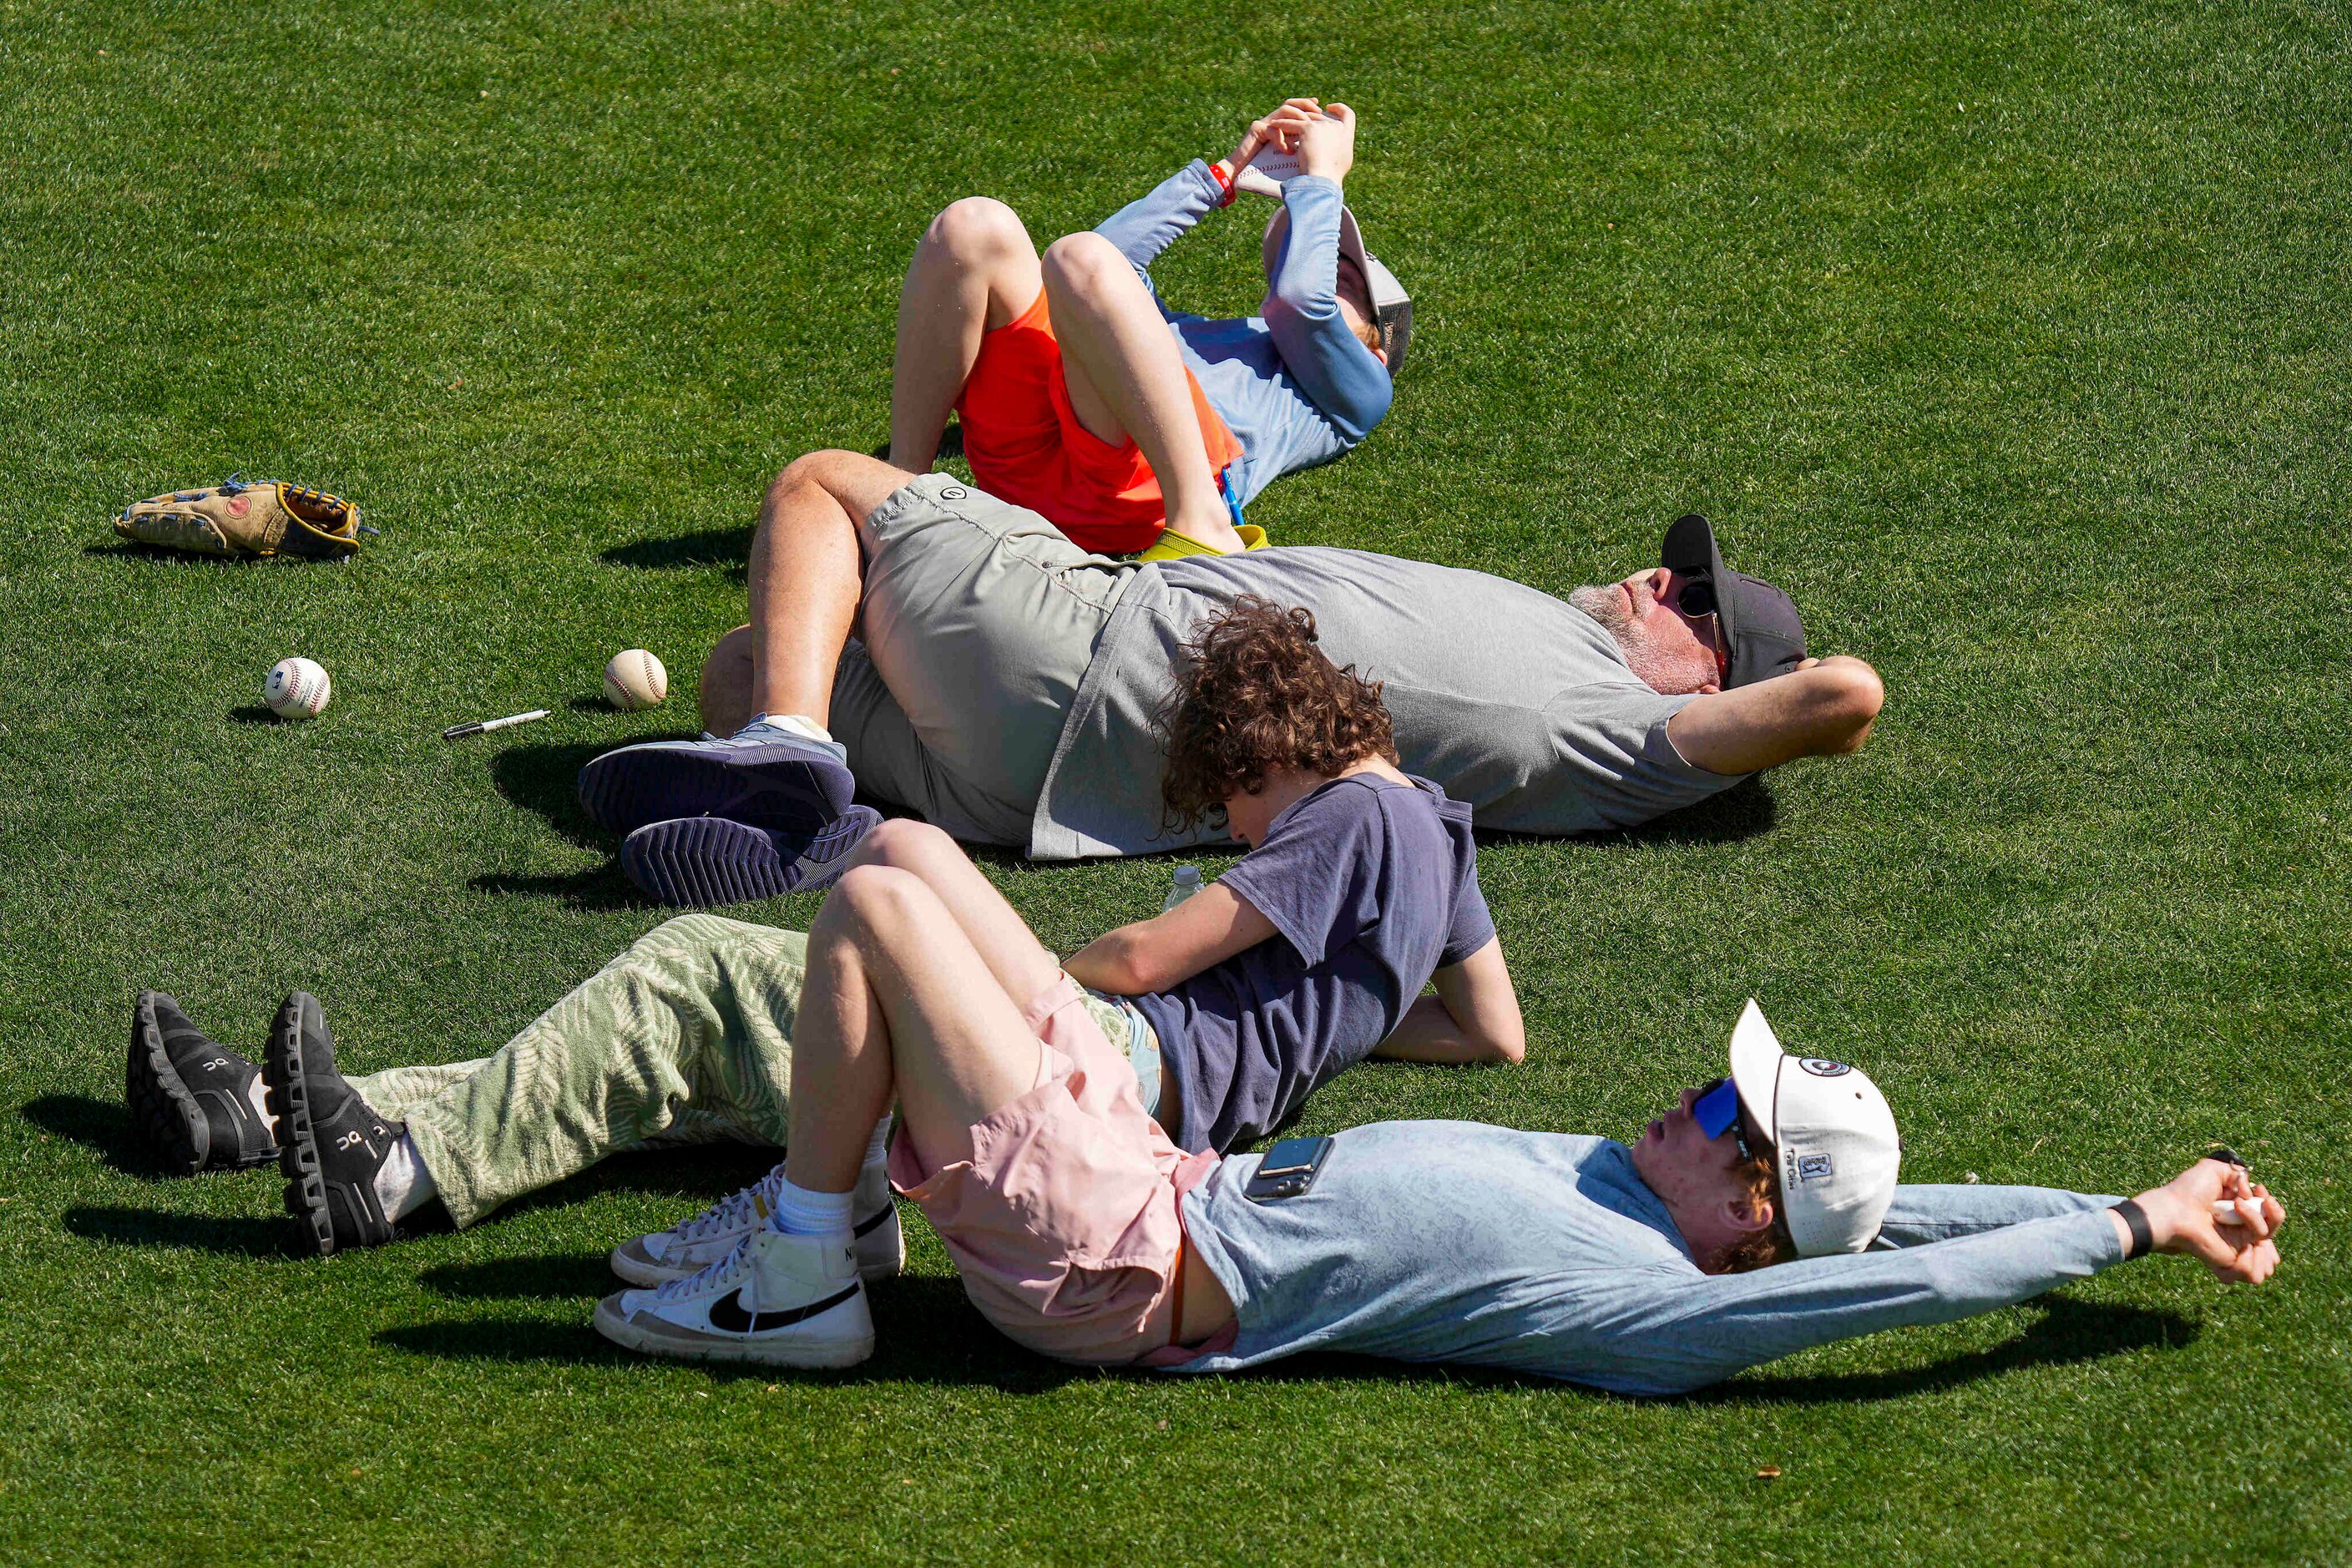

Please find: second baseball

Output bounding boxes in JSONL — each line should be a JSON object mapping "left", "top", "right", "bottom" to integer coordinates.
{"left": 263, "top": 656, "right": 332, "bottom": 721}
{"left": 604, "top": 649, "right": 668, "bottom": 711}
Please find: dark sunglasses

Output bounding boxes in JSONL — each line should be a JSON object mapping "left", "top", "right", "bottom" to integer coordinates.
{"left": 1692, "top": 1077, "right": 1755, "bottom": 1162}
{"left": 1676, "top": 577, "right": 1719, "bottom": 620}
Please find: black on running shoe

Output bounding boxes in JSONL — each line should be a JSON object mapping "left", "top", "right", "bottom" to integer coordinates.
{"left": 262, "top": 991, "right": 404, "bottom": 1257}
{"left": 125, "top": 990, "right": 278, "bottom": 1176}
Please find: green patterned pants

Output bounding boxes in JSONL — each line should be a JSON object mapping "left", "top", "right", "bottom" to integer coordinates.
{"left": 349, "top": 914, "right": 810, "bottom": 1228}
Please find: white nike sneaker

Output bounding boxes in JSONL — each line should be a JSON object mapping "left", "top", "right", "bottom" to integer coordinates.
{"left": 609, "top": 1159, "right": 903, "bottom": 1287}
{"left": 594, "top": 1224, "right": 874, "bottom": 1368}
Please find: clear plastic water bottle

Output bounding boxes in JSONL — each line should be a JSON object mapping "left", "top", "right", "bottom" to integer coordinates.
{"left": 1163, "top": 863, "right": 1203, "bottom": 913}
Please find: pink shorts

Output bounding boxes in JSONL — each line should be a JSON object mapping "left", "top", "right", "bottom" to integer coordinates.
{"left": 888, "top": 973, "right": 1217, "bottom": 1365}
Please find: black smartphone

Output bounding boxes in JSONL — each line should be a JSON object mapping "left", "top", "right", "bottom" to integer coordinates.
{"left": 1244, "top": 1136, "right": 1333, "bottom": 1203}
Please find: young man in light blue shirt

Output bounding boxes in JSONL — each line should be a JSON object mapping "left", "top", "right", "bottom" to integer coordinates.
{"left": 594, "top": 849, "right": 2288, "bottom": 1388}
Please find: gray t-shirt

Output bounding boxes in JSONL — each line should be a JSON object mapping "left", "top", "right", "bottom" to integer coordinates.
{"left": 1030, "top": 549, "right": 1743, "bottom": 860}
{"left": 1133, "top": 773, "right": 1494, "bottom": 1156}
{"left": 1166, "top": 1121, "right": 2126, "bottom": 1394}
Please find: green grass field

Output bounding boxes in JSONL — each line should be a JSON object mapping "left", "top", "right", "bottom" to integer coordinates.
{"left": 3, "top": 0, "right": 2346, "bottom": 1561}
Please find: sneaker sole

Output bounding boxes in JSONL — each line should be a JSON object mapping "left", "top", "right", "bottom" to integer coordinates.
{"left": 577, "top": 740, "right": 853, "bottom": 840}
{"left": 592, "top": 1292, "right": 874, "bottom": 1369}
{"left": 609, "top": 1204, "right": 905, "bottom": 1287}
{"left": 620, "top": 806, "right": 879, "bottom": 908}
{"left": 263, "top": 994, "right": 338, "bottom": 1259}
{"left": 127, "top": 993, "right": 210, "bottom": 1176}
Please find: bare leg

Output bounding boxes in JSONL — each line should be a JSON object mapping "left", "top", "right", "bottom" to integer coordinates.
{"left": 889, "top": 199, "right": 1044, "bottom": 473}
{"left": 742, "top": 450, "right": 915, "bottom": 726}
{"left": 783, "top": 865, "right": 1044, "bottom": 1195}
{"left": 841, "top": 818, "right": 1063, "bottom": 1008}
{"left": 1039, "top": 232, "right": 1243, "bottom": 552}
{"left": 781, "top": 861, "right": 1239, "bottom": 1344}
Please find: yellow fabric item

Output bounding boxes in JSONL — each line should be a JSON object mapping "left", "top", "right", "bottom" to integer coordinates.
{"left": 1137, "top": 523, "right": 1269, "bottom": 562}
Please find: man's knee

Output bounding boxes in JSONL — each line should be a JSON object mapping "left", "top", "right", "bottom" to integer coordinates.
{"left": 924, "top": 197, "right": 1031, "bottom": 266}
{"left": 765, "top": 448, "right": 866, "bottom": 510}
{"left": 763, "top": 448, "right": 914, "bottom": 534}
{"left": 1039, "top": 231, "right": 1131, "bottom": 306}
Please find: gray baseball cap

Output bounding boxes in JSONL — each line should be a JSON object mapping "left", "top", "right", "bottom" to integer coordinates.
{"left": 1261, "top": 205, "right": 1411, "bottom": 376}
{"left": 1660, "top": 513, "right": 1807, "bottom": 689}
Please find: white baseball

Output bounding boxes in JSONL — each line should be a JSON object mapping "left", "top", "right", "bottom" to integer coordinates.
{"left": 263, "top": 657, "right": 331, "bottom": 721}
{"left": 603, "top": 649, "right": 669, "bottom": 711}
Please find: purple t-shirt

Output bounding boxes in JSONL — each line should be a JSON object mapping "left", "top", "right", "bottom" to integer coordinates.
{"left": 1134, "top": 773, "right": 1495, "bottom": 1155}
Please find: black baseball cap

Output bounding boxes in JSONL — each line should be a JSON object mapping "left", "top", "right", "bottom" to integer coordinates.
{"left": 1660, "top": 513, "right": 1807, "bottom": 689}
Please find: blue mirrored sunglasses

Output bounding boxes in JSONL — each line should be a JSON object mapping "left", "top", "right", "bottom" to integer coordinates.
{"left": 1692, "top": 1077, "right": 1754, "bottom": 1162}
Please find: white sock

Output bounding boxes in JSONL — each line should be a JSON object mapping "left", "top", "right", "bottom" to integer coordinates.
{"left": 863, "top": 1114, "right": 893, "bottom": 1167}
{"left": 245, "top": 1075, "right": 275, "bottom": 1133}
{"left": 372, "top": 1133, "right": 438, "bottom": 1222}
{"left": 766, "top": 1174, "right": 853, "bottom": 1237}
{"left": 738, "top": 711, "right": 834, "bottom": 746}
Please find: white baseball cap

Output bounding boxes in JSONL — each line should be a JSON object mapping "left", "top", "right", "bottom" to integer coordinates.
{"left": 1725, "top": 999, "right": 1901, "bottom": 1256}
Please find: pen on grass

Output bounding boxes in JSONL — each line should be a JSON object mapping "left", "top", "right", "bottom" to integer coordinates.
{"left": 443, "top": 709, "right": 550, "bottom": 740}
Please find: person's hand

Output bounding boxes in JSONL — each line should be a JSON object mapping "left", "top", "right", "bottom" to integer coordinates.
{"left": 1294, "top": 101, "right": 1358, "bottom": 183}
{"left": 2134, "top": 1157, "right": 2286, "bottom": 1283}
{"left": 1222, "top": 98, "right": 1324, "bottom": 181}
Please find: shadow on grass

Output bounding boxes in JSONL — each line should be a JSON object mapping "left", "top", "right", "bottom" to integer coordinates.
{"left": 1702, "top": 1297, "right": 2199, "bottom": 1404}
{"left": 21, "top": 1093, "right": 164, "bottom": 1179}
{"left": 228, "top": 704, "right": 288, "bottom": 726}
{"left": 63, "top": 1204, "right": 288, "bottom": 1257}
{"left": 420, "top": 1252, "right": 616, "bottom": 1300}
{"left": 1572, "top": 773, "right": 1778, "bottom": 849}
{"left": 600, "top": 528, "right": 753, "bottom": 579}
{"left": 592, "top": 430, "right": 961, "bottom": 579}
{"left": 483, "top": 736, "right": 702, "bottom": 848}
{"left": 468, "top": 863, "right": 650, "bottom": 913}
{"left": 380, "top": 1273, "right": 1083, "bottom": 1392}
{"left": 487, "top": 740, "right": 616, "bottom": 848}
{"left": 53, "top": 1143, "right": 778, "bottom": 1262}
{"left": 469, "top": 737, "right": 690, "bottom": 909}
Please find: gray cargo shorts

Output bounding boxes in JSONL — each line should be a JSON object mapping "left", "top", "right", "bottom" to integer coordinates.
{"left": 827, "top": 474, "right": 1141, "bottom": 846}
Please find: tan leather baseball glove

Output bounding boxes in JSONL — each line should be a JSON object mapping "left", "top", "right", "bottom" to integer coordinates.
{"left": 115, "top": 476, "right": 367, "bottom": 559}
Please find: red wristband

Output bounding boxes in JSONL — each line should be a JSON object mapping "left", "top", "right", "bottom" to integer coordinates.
{"left": 1207, "top": 160, "right": 1235, "bottom": 205}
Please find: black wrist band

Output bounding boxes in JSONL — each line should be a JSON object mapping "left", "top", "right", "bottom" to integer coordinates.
{"left": 2112, "top": 1198, "right": 2154, "bottom": 1261}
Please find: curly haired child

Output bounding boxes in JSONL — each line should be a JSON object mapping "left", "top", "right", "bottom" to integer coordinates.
{"left": 1060, "top": 594, "right": 1524, "bottom": 1152}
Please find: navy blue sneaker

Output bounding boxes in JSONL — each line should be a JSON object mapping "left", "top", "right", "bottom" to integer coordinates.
{"left": 126, "top": 990, "right": 278, "bottom": 1175}
{"left": 576, "top": 723, "right": 857, "bottom": 842}
{"left": 620, "top": 805, "right": 880, "bottom": 907}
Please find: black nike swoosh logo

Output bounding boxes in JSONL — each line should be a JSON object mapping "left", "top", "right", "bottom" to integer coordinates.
{"left": 852, "top": 1206, "right": 892, "bottom": 1238}
{"left": 706, "top": 1282, "right": 861, "bottom": 1334}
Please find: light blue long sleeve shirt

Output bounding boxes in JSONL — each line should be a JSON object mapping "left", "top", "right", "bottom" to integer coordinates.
{"left": 1093, "top": 163, "right": 1394, "bottom": 508}
{"left": 1174, "top": 1121, "right": 2127, "bottom": 1396}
